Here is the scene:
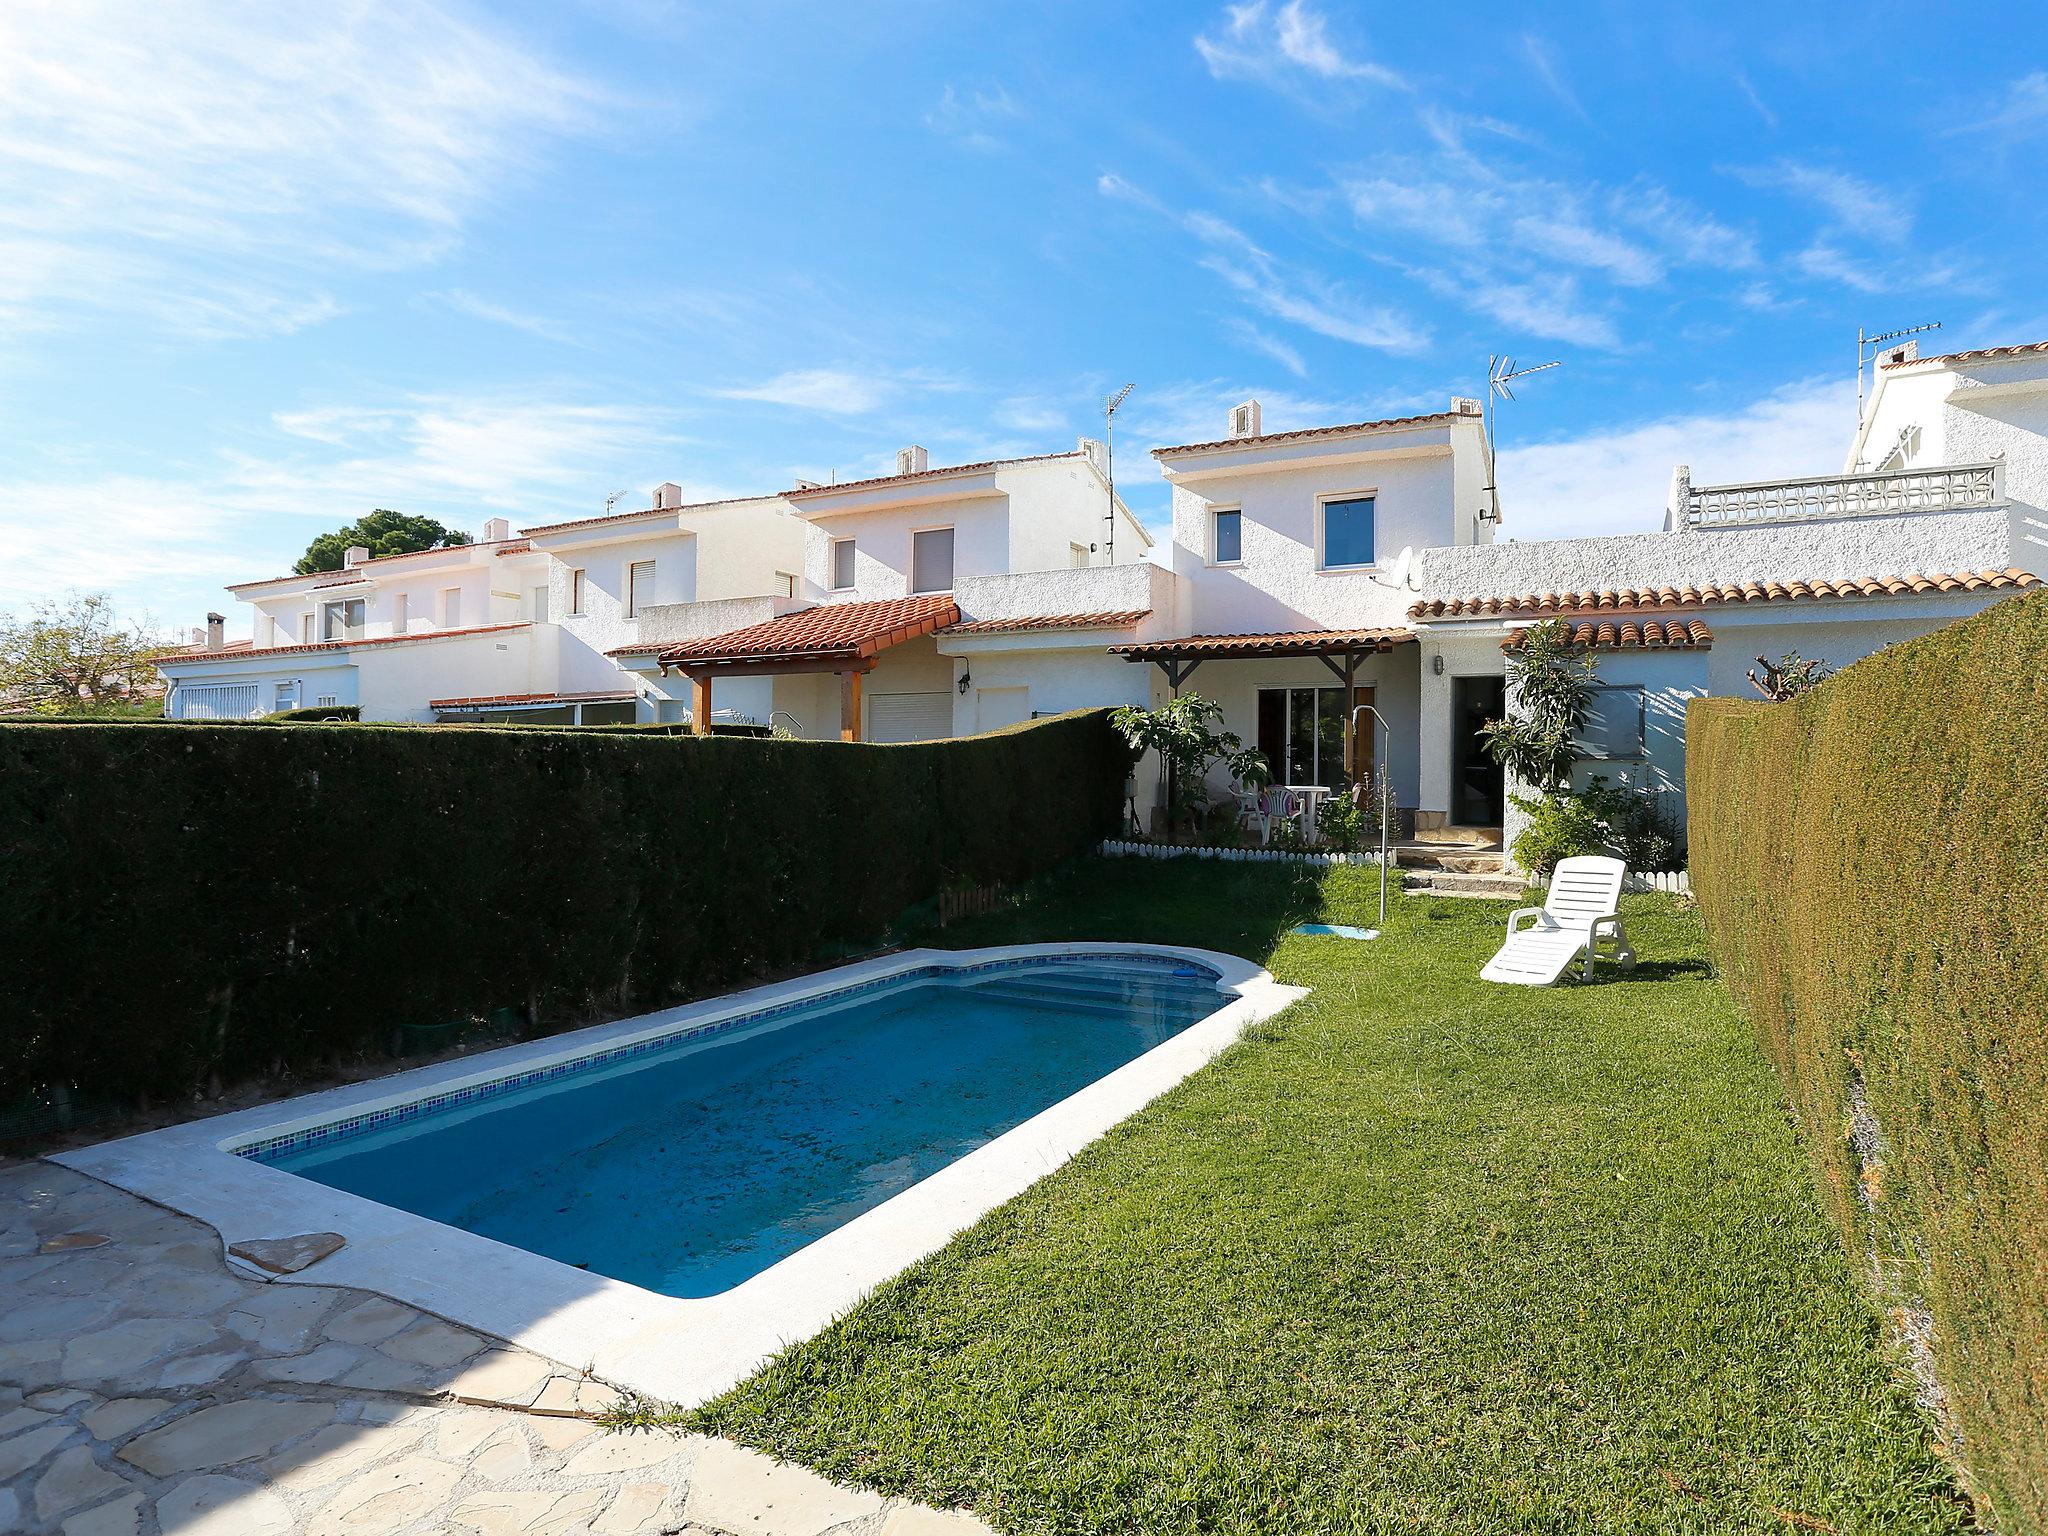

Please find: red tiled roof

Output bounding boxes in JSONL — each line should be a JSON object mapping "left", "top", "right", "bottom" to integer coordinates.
{"left": 943, "top": 610, "right": 1149, "bottom": 635}
{"left": 521, "top": 498, "right": 771, "bottom": 537}
{"left": 429, "top": 688, "right": 637, "bottom": 709}
{"left": 1505, "top": 619, "right": 1712, "bottom": 651}
{"left": 782, "top": 452, "right": 1081, "bottom": 500}
{"left": 1408, "top": 570, "right": 2039, "bottom": 620}
{"left": 658, "top": 594, "right": 959, "bottom": 668}
{"left": 1111, "top": 627, "right": 1412, "bottom": 660}
{"left": 1152, "top": 411, "right": 1459, "bottom": 460}
{"left": 224, "top": 539, "right": 533, "bottom": 593}
{"left": 1881, "top": 340, "right": 2048, "bottom": 370}
{"left": 155, "top": 622, "right": 532, "bottom": 670}
{"left": 159, "top": 638, "right": 256, "bottom": 659}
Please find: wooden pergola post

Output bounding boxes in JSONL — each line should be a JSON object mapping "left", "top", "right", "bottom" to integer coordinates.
{"left": 690, "top": 672, "right": 712, "bottom": 735}
{"left": 839, "top": 669, "right": 863, "bottom": 742}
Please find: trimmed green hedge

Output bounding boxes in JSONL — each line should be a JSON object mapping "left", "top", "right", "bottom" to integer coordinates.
{"left": 1687, "top": 590, "right": 2048, "bottom": 1531}
{"left": 0, "top": 710, "right": 1129, "bottom": 1106}
{"left": 265, "top": 704, "right": 361, "bottom": 722}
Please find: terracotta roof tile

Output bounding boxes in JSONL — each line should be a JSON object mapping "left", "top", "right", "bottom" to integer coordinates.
{"left": 1408, "top": 569, "right": 2039, "bottom": 620}
{"left": 1881, "top": 340, "right": 2048, "bottom": 369}
{"left": 155, "top": 622, "right": 532, "bottom": 670}
{"left": 1504, "top": 618, "right": 1712, "bottom": 651}
{"left": 943, "top": 610, "right": 1149, "bottom": 635}
{"left": 782, "top": 452, "right": 1082, "bottom": 499}
{"left": 1152, "top": 411, "right": 1460, "bottom": 459}
{"left": 658, "top": 594, "right": 959, "bottom": 668}
{"left": 1111, "top": 627, "right": 1412, "bottom": 660}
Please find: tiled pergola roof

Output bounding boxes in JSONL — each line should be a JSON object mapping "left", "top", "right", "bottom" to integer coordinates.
{"left": 1408, "top": 570, "right": 2038, "bottom": 621}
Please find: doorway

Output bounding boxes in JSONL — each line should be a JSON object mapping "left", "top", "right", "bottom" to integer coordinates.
{"left": 1451, "top": 676, "right": 1506, "bottom": 826}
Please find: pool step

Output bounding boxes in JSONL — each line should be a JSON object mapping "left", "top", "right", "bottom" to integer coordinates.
{"left": 974, "top": 970, "right": 1216, "bottom": 1008}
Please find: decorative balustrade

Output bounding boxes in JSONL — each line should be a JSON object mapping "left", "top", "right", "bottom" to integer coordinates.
{"left": 1682, "top": 461, "right": 2002, "bottom": 529}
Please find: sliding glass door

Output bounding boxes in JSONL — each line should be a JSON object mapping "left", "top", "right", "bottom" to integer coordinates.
{"left": 1255, "top": 687, "right": 1350, "bottom": 788}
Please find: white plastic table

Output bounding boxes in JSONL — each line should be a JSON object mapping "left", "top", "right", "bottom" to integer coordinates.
{"left": 1285, "top": 784, "right": 1332, "bottom": 844}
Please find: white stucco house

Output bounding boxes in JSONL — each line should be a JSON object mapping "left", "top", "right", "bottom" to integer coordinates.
{"left": 160, "top": 337, "right": 2046, "bottom": 868}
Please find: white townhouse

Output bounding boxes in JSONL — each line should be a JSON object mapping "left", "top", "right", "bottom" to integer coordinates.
{"left": 1118, "top": 340, "right": 2044, "bottom": 853}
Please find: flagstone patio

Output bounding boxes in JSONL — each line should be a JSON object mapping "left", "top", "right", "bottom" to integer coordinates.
{"left": 0, "top": 1162, "right": 988, "bottom": 1536}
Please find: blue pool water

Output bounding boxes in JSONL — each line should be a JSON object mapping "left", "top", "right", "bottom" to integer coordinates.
{"left": 254, "top": 957, "right": 1224, "bottom": 1298}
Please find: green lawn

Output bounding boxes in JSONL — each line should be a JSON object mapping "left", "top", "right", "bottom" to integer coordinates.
{"left": 682, "top": 858, "right": 1964, "bottom": 1534}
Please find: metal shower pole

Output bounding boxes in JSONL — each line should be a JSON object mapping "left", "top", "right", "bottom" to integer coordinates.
{"left": 1351, "top": 703, "right": 1393, "bottom": 933}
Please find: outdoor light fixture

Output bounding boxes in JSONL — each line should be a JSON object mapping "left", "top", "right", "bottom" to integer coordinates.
{"left": 1432, "top": 654, "right": 1445, "bottom": 676}
{"left": 957, "top": 669, "right": 971, "bottom": 696}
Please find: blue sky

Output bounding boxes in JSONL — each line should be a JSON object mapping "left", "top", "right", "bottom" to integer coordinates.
{"left": 4, "top": 0, "right": 2045, "bottom": 628}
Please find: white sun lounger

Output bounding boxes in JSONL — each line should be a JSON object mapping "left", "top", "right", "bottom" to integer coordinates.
{"left": 1480, "top": 854, "right": 1637, "bottom": 985}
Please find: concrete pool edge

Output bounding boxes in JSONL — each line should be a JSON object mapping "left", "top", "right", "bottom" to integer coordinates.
{"left": 53, "top": 942, "right": 1307, "bottom": 1407}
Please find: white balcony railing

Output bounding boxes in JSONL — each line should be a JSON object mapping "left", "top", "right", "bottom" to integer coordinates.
{"left": 1680, "top": 461, "right": 2003, "bottom": 529}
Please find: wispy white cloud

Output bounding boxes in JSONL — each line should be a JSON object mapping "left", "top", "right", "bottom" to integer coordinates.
{"left": 1735, "top": 73, "right": 1779, "bottom": 130}
{"left": 712, "top": 369, "right": 898, "bottom": 415}
{"left": 1951, "top": 71, "right": 2048, "bottom": 140}
{"left": 1227, "top": 319, "right": 1308, "bottom": 377}
{"left": 431, "top": 289, "right": 584, "bottom": 346}
{"left": 0, "top": 392, "right": 689, "bottom": 618}
{"left": 1101, "top": 174, "right": 1427, "bottom": 353}
{"left": 1498, "top": 377, "right": 1848, "bottom": 538}
{"left": 1521, "top": 35, "right": 1590, "bottom": 124}
{"left": 0, "top": 0, "right": 597, "bottom": 338}
{"left": 1728, "top": 160, "right": 1900, "bottom": 244}
{"left": 1194, "top": 1, "right": 1405, "bottom": 93}
{"left": 926, "top": 83, "right": 1023, "bottom": 152}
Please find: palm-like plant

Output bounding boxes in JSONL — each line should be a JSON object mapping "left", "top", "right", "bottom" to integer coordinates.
{"left": 1480, "top": 618, "right": 1597, "bottom": 793}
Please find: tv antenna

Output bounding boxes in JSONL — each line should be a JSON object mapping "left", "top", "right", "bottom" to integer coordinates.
{"left": 1857, "top": 321, "right": 1941, "bottom": 424}
{"left": 604, "top": 490, "right": 627, "bottom": 516}
{"left": 1102, "top": 383, "right": 1134, "bottom": 565}
{"left": 1480, "top": 356, "right": 1559, "bottom": 525}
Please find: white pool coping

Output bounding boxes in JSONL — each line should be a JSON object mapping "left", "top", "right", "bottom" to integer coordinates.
{"left": 55, "top": 942, "right": 1306, "bottom": 1407}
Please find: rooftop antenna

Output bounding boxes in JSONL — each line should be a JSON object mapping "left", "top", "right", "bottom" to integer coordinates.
{"left": 604, "top": 490, "right": 627, "bottom": 516}
{"left": 1857, "top": 320, "right": 1941, "bottom": 426}
{"left": 1481, "top": 356, "right": 1559, "bottom": 525}
{"left": 1103, "top": 383, "right": 1134, "bottom": 566}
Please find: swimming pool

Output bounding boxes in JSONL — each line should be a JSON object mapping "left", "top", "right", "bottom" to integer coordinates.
{"left": 61, "top": 943, "right": 1305, "bottom": 1404}
{"left": 245, "top": 955, "right": 1225, "bottom": 1298}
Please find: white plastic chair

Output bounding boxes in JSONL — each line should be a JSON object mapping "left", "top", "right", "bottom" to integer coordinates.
{"left": 1480, "top": 855, "right": 1636, "bottom": 985}
{"left": 1235, "top": 785, "right": 1294, "bottom": 846}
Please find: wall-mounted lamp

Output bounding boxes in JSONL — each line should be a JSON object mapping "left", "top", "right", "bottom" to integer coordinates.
{"left": 957, "top": 669, "right": 971, "bottom": 696}
{"left": 1431, "top": 654, "right": 1445, "bottom": 676}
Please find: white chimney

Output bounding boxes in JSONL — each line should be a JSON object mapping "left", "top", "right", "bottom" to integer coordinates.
{"left": 652, "top": 482, "right": 683, "bottom": 510}
{"left": 793, "top": 478, "right": 824, "bottom": 491}
{"left": 481, "top": 516, "right": 511, "bottom": 542}
{"left": 1227, "top": 400, "right": 1262, "bottom": 439}
{"left": 204, "top": 612, "right": 225, "bottom": 651}
{"left": 343, "top": 545, "right": 370, "bottom": 567}
{"left": 189, "top": 626, "right": 206, "bottom": 647}
{"left": 1078, "top": 437, "right": 1108, "bottom": 474}
{"left": 895, "top": 445, "right": 929, "bottom": 477}
{"left": 1451, "top": 396, "right": 1483, "bottom": 416}
{"left": 1886, "top": 341, "right": 1919, "bottom": 367}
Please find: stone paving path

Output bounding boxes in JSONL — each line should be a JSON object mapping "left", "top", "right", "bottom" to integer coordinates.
{"left": 1, "top": 1162, "right": 990, "bottom": 1536}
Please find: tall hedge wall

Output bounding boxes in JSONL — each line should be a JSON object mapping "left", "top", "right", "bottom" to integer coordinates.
{"left": 0, "top": 710, "right": 1128, "bottom": 1105}
{"left": 1687, "top": 590, "right": 2048, "bottom": 1531}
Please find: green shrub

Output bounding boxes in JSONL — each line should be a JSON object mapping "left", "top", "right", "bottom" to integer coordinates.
{"left": 1688, "top": 589, "right": 2048, "bottom": 1531}
{"left": 0, "top": 710, "right": 1130, "bottom": 1109}
{"left": 1511, "top": 777, "right": 1681, "bottom": 877}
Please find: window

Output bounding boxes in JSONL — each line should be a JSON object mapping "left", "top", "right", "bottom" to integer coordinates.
{"left": 625, "top": 560, "right": 656, "bottom": 618}
{"left": 1576, "top": 686, "right": 1646, "bottom": 761}
{"left": 273, "top": 681, "right": 297, "bottom": 711}
{"left": 1070, "top": 542, "right": 1090, "bottom": 569}
{"left": 391, "top": 592, "right": 408, "bottom": 634}
{"left": 831, "top": 537, "right": 856, "bottom": 591}
{"left": 1255, "top": 687, "right": 1352, "bottom": 788}
{"left": 1319, "top": 494, "right": 1375, "bottom": 569}
{"left": 910, "top": 527, "right": 954, "bottom": 594}
{"left": 568, "top": 568, "right": 586, "bottom": 616}
{"left": 441, "top": 587, "right": 462, "bottom": 627}
{"left": 1212, "top": 507, "right": 1242, "bottom": 565}
{"left": 299, "top": 612, "right": 314, "bottom": 643}
{"left": 321, "top": 598, "right": 365, "bottom": 641}
{"left": 776, "top": 570, "right": 798, "bottom": 598}
{"left": 529, "top": 585, "right": 549, "bottom": 622}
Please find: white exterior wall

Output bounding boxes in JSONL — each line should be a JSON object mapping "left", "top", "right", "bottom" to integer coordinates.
{"left": 245, "top": 548, "right": 549, "bottom": 649}
{"left": 354, "top": 625, "right": 556, "bottom": 722}
{"left": 1000, "top": 456, "right": 1149, "bottom": 572}
{"left": 801, "top": 494, "right": 1010, "bottom": 601}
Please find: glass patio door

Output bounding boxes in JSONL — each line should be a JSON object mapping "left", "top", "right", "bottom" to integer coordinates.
{"left": 1256, "top": 687, "right": 1348, "bottom": 788}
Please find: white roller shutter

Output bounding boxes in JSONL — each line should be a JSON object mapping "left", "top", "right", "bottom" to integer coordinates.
{"left": 867, "top": 691, "right": 953, "bottom": 744}
{"left": 176, "top": 682, "right": 262, "bottom": 720}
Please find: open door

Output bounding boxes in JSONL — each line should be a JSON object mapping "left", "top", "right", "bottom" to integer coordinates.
{"left": 1452, "top": 676, "right": 1506, "bottom": 826}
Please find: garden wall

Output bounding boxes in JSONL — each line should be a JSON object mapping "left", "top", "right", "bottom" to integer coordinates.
{"left": 1687, "top": 590, "right": 2048, "bottom": 1531}
{"left": 0, "top": 710, "right": 1128, "bottom": 1107}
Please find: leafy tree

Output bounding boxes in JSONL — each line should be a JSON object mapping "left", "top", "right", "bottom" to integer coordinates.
{"left": 1480, "top": 618, "right": 1598, "bottom": 793}
{"left": 1110, "top": 693, "right": 1268, "bottom": 836}
{"left": 295, "top": 509, "right": 473, "bottom": 575}
{"left": 0, "top": 592, "right": 172, "bottom": 713}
